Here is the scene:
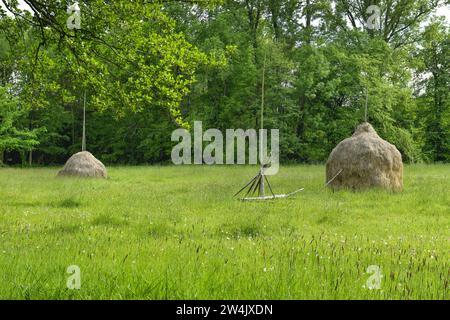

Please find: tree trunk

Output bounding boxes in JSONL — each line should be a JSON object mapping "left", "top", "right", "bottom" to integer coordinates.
{"left": 305, "top": 0, "right": 312, "bottom": 44}
{"left": 20, "top": 150, "right": 26, "bottom": 167}
{"left": 72, "top": 105, "right": 75, "bottom": 145}
{"left": 29, "top": 149, "right": 33, "bottom": 167}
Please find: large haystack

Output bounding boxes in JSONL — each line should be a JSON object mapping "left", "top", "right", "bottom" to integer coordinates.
{"left": 58, "top": 151, "right": 107, "bottom": 178}
{"left": 326, "top": 122, "right": 403, "bottom": 191}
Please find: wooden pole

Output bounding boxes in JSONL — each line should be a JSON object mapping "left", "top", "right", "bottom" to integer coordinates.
{"left": 259, "top": 47, "right": 267, "bottom": 197}
{"left": 364, "top": 88, "right": 368, "bottom": 123}
{"left": 82, "top": 90, "right": 86, "bottom": 152}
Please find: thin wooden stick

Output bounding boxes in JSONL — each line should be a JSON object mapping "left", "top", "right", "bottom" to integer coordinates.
{"left": 264, "top": 175, "right": 275, "bottom": 197}
{"left": 82, "top": 89, "right": 86, "bottom": 152}
{"left": 285, "top": 188, "right": 304, "bottom": 197}
{"left": 251, "top": 175, "right": 262, "bottom": 195}
{"left": 325, "top": 169, "right": 343, "bottom": 187}
{"left": 364, "top": 88, "right": 368, "bottom": 122}
{"left": 259, "top": 45, "right": 267, "bottom": 196}
{"left": 234, "top": 173, "right": 260, "bottom": 197}
{"left": 245, "top": 174, "right": 260, "bottom": 197}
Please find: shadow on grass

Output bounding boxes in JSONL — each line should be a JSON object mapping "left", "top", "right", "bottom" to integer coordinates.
{"left": 52, "top": 198, "right": 81, "bottom": 208}
{"left": 48, "top": 224, "right": 81, "bottom": 235}
{"left": 218, "top": 223, "right": 264, "bottom": 239}
{"left": 3, "top": 197, "right": 82, "bottom": 209}
{"left": 91, "top": 214, "right": 128, "bottom": 227}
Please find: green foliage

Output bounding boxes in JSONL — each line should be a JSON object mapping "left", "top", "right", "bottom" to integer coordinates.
{"left": 0, "top": 86, "right": 42, "bottom": 164}
{"left": 0, "top": 0, "right": 448, "bottom": 164}
{"left": 416, "top": 19, "right": 450, "bottom": 162}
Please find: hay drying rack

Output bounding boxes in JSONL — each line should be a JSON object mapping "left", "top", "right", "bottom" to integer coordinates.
{"left": 234, "top": 44, "right": 304, "bottom": 201}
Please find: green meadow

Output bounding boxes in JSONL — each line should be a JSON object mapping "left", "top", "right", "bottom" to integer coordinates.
{"left": 0, "top": 165, "right": 448, "bottom": 299}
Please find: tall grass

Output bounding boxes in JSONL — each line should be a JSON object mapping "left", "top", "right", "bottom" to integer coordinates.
{"left": 0, "top": 165, "right": 448, "bottom": 299}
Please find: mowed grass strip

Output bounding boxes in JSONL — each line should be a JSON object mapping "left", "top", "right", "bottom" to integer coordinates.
{"left": 0, "top": 165, "right": 448, "bottom": 299}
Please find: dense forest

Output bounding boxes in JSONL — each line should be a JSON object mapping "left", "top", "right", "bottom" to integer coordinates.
{"left": 0, "top": 0, "right": 449, "bottom": 166}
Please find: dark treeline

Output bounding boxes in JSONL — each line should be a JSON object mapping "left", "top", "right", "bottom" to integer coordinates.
{"left": 0, "top": 0, "right": 449, "bottom": 166}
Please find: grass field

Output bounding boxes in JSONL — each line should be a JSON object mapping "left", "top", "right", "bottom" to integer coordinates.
{"left": 0, "top": 165, "right": 448, "bottom": 299}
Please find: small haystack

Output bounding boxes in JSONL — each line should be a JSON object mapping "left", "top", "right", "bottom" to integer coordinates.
{"left": 326, "top": 122, "right": 403, "bottom": 191}
{"left": 58, "top": 151, "right": 107, "bottom": 178}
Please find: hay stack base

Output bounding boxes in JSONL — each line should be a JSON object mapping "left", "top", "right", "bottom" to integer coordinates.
{"left": 58, "top": 151, "right": 107, "bottom": 178}
{"left": 326, "top": 122, "right": 403, "bottom": 191}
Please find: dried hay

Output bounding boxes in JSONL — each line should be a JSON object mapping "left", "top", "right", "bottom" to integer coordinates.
{"left": 326, "top": 122, "right": 403, "bottom": 191}
{"left": 58, "top": 151, "right": 107, "bottom": 178}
